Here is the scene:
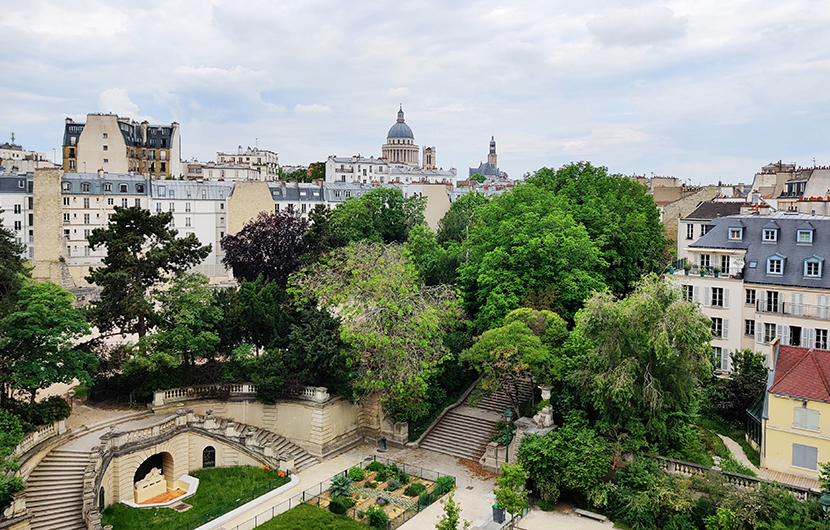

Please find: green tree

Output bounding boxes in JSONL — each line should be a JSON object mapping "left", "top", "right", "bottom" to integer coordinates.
{"left": 527, "top": 163, "right": 668, "bottom": 295}
{"left": 212, "top": 285, "right": 244, "bottom": 356}
{"left": 570, "top": 274, "right": 713, "bottom": 454}
{"left": 709, "top": 349, "right": 768, "bottom": 426}
{"left": 0, "top": 281, "right": 96, "bottom": 405}
{"left": 251, "top": 348, "right": 286, "bottom": 404}
{"left": 494, "top": 463, "right": 529, "bottom": 524}
{"left": 0, "top": 410, "right": 24, "bottom": 510}
{"left": 458, "top": 183, "right": 606, "bottom": 331}
{"left": 86, "top": 207, "right": 211, "bottom": 338}
{"left": 331, "top": 187, "right": 427, "bottom": 244}
{"left": 238, "top": 276, "right": 293, "bottom": 354}
{"left": 284, "top": 305, "right": 354, "bottom": 395}
{"left": 308, "top": 161, "right": 326, "bottom": 181}
{"left": 0, "top": 214, "right": 27, "bottom": 316}
{"left": 290, "top": 241, "right": 461, "bottom": 422}
{"left": 301, "top": 204, "right": 346, "bottom": 264}
{"left": 436, "top": 191, "right": 489, "bottom": 247}
{"left": 405, "top": 224, "right": 460, "bottom": 286}
{"left": 436, "top": 492, "right": 471, "bottom": 530}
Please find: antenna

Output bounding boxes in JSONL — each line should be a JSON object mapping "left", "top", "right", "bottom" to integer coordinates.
{"left": 10, "top": 132, "right": 14, "bottom": 144}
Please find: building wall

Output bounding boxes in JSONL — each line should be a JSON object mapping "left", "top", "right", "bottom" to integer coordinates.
{"left": 763, "top": 393, "right": 830, "bottom": 479}
{"left": 31, "top": 168, "right": 63, "bottom": 284}
{"left": 75, "top": 115, "right": 129, "bottom": 174}
{"left": 664, "top": 186, "right": 720, "bottom": 251}
{"left": 418, "top": 184, "right": 452, "bottom": 231}
{"left": 227, "top": 181, "right": 275, "bottom": 235}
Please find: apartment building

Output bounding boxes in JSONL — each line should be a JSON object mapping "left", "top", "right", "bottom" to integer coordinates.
{"left": 672, "top": 211, "right": 830, "bottom": 371}
{"left": 0, "top": 173, "right": 34, "bottom": 259}
{"left": 217, "top": 146, "right": 279, "bottom": 180}
{"left": 325, "top": 155, "right": 456, "bottom": 185}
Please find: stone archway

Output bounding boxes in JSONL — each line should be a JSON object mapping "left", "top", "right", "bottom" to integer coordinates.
{"left": 133, "top": 451, "right": 174, "bottom": 484}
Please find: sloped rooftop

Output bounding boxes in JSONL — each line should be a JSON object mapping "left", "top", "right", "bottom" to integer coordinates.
{"left": 770, "top": 345, "right": 830, "bottom": 402}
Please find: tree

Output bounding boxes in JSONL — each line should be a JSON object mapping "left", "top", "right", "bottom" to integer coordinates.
{"left": 301, "top": 204, "right": 346, "bottom": 263}
{"left": 462, "top": 308, "right": 568, "bottom": 412}
{"left": 290, "top": 241, "right": 462, "bottom": 422}
{"left": 569, "top": 274, "right": 713, "bottom": 454}
{"left": 405, "top": 224, "right": 460, "bottom": 286}
{"left": 709, "top": 349, "right": 768, "bottom": 427}
{"left": 331, "top": 187, "right": 427, "bottom": 244}
{"left": 527, "top": 163, "right": 669, "bottom": 295}
{"left": 221, "top": 210, "right": 308, "bottom": 286}
{"left": 458, "top": 183, "right": 606, "bottom": 331}
{"left": 494, "top": 463, "right": 529, "bottom": 525}
{"left": 436, "top": 492, "right": 471, "bottom": 530}
{"left": 284, "top": 305, "right": 354, "bottom": 395}
{"left": 308, "top": 161, "right": 326, "bottom": 181}
{"left": 0, "top": 410, "right": 23, "bottom": 510}
{"left": 436, "top": 191, "right": 489, "bottom": 247}
{"left": 86, "top": 207, "right": 211, "bottom": 338}
{"left": 0, "top": 214, "right": 28, "bottom": 316}
{"left": 0, "top": 281, "right": 96, "bottom": 405}
{"left": 238, "top": 276, "right": 294, "bottom": 354}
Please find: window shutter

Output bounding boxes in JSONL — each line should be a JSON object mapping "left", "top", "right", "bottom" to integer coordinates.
{"left": 793, "top": 293, "right": 803, "bottom": 317}
{"left": 756, "top": 322, "right": 763, "bottom": 344}
{"left": 783, "top": 326, "right": 790, "bottom": 346}
{"left": 777, "top": 324, "right": 783, "bottom": 339}
{"left": 694, "top": 286, "right": 700, "bottom": 303}
{"left": 722, "top": 319, "right": 729, "bottom": 340}
{"left": 724, "top": 289, "right": 730, "bottom": 309}
{"left": 819, "top": 295, "right": 829, "bottom": 319}
{"left": 806, "top": 328, "right": 816, "bottom": 349}
{"left": 794, "top": 444, "right": 819, "bottom": 470}
{"left": 722, "top": 349, "right": 730, "bottom": 371}
{"left": 807, "top": 409, "right": 820, "bottom": 431}
{"left": 704, "top": 287, "right": 711, "bottom": 306}
{"left": 794, "top": 408, "right": 806, "bottom": 428}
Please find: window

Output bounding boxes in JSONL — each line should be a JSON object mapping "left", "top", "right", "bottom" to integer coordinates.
{"left": 275, "top": 204, "right": 280, "bottom": 212}
{"left": 83, "top": 214, "right": 90, "bottom": 225}
{"left": 721, "top": 255, "right": 730, "bottom": 274}
{"left": 220, "top": 216, "right": 225, "bottom": 226}
{"left": 103, "top": 133, "right": 108, "bottom": 139}
{"left": 185, "top": 203, "right": 191, "bottom": 213}
{"left": 203, "top": 446, "right": 216, "bottom": 468}
{"left": 13, "top": 204, "right": 21, "bottom": 214}
{"left": 185, "top": 217, "right": 191, "bottom": 227}
{"left": 84, "top": 229, "right": 90, "bottom": 238}
{"left": 161, "top": 162, "right": 166, "bottom": 173}
{"left": 700, "top": 254, "right": 710, "bottom": 269}
{"left": 794, "top": 408, "right": 820, "bottom": 431}
{"left": 793, "top": 443, "right": 818, "bottom": 470}
{"left": 84, "top": 246, "right": 90, "bottom": 257}
{"left": 712, "top": 347, "right": 726, "bottom": 371}
{"left": 13, "top": 221, "right": 21, "bottom": 231}
{"left": 158, "top": 186, "right": 166, "bottom": 197}
{"left": 682, "top": 285, "right": 693, "bottom": 302}
{"left": 63, "top": 213, "right": 70, "bottom": 224}
{"left": 104, "top": 183, "right": 112, "bottom": 192}
{"left": 107, "top": 198, "right": 114, "bottom": 206}
{"left": 169, "top": 203, "right": 175, "bottom": 212}
{"left": 121, "top": 198, "right": 128, "bottom": 207}
{"left": 220, "top": 203, "right": 224, "bottom": 210}
{"left": 764, "top": 323, "right": 777, "bottom": 343}
{"left": 81, "top": 182, "right": 90, "bottom": 192}
{"left": 119, "top": 184, "right": 128, "bottom": 193}
{"left": 83, "top": 198, "right": 90, "bottom": 209}
{"left": 767, "top": 257, "right": 783, "bottom": 274}
{"left": 746, "top": 289, "right": 756, "bottom": 305}
{"left": 805, "top": 258, "right": 823, "bottom": 278}
{"left": 17, "top": 180, "right": 24, "bottom": 189}
{"left": 701, "top": 225, "right": 710, "bottom": 236}
{"left": 711, "top": 287, "right": 724, "bottom": 307}
{"left": 766, "top": 291, "right": 780, "bottom": 312}
{"left": 798, "top": 230, "right": 814, "bottom": 244}
{"left": 301, "top": 203, "right": 307, "bottom": 213}
{"left": 790, "top": 326, "right": 803, "bottom": 346}
{"left": 135, "top": 198, "right": 140, "bottom": 207}
{"left": 763, "top": 228, "right": 777, "bottom": 242}
{"left": 103, "top": 159, "right": 108, "bottom": 164}
{"left": 817, "top": 329, "right": 828, "bottom": 350}
{"left": 136, "top": 184, "right": 145, "bottom": 193}
{"left": 168, "top": 189, "right": 175, "bottom": 198}
{"left": 103, "top": 145, "right": 108, "bottom": 151}
{"left": 728, "top": 227, "right": 743, "bottom": 240}
{"left": 63, "top": 197, "right": 70, "bottom": 206}
{"left": 745, "top": 320, "right": 755, "bottom": 337}
{"left": 334, "top": 191, "right": 341, "bottom": 199}
{"left": 711, "top": 317, "right": 724, "bottom": 338}
{"left": 156, "top": 203, "right": 161, "bottom": 212}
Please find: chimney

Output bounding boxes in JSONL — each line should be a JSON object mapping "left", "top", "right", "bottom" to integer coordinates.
{"left": 98, "top": 169, "right": 104, "bottom": 179}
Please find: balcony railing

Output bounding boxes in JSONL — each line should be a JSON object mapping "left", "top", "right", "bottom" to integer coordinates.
{"left": 334, "top": 168, "right": 354, "bottom": 173}
{"left": 756, "top": 299, "right": 830, "bottom": 320}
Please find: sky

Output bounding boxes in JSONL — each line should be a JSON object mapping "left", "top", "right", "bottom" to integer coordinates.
{"left": 2, "top": 0, "right": 830, "bottom": 184}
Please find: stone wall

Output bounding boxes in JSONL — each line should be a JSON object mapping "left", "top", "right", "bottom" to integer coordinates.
{"left": 661, "top": 186, "right": 720, "bottom": 250}
{"left": 32, "top": 168, "right": 64, "bottom": 284}
{"left": 227, "top": 181, "right": 274, "bottom": 236}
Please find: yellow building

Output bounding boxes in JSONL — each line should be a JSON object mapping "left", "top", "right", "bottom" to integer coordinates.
{"left": 760, "top": 342, "right": 830, "bottom": 479}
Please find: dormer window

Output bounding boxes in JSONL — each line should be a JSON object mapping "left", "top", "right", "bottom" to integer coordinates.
{"left": 805, "top": 256, "right": 824, "bottom": 278}
{"left": 767, "top": 254, "right": 786, "bottom": 275}
{"left": 728, "top": 227, "right": 743, "bottom": 240}
{"left": 797, "top": 230, "right": 814, "bottom": 244}
{"left": 763, "top": 228, "right": 778, "bottom": 242}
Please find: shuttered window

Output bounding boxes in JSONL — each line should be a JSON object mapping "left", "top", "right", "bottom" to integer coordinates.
{"left": 794, "top": 407, "right": 820, "bottom": 431}
{"left": 792, "top": 443, "right": 818, "bottom": 470}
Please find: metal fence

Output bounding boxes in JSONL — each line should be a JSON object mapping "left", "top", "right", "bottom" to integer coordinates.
{"left": 224, "top": 456, "right": 456, "bottom": 530}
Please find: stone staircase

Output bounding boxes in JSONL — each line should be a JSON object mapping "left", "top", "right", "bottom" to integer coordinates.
{"left": 209, "top": 416, "right": 319, "bottom": 472}
{"left": 419, "top": 383, "right": 535, "bottom": 461}
{"left": 26, "top": 449, "right": 90, "bottom": 530}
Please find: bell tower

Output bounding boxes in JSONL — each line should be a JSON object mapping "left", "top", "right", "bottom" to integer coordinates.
{"left": 487, "top": 136, "right": 497, "bottom": 168}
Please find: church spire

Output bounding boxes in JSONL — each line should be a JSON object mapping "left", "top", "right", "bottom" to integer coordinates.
{"left": 397, "top": 105, "right": 405, "bottom": 123}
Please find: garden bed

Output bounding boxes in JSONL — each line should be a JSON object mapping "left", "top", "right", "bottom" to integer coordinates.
{"left": 101, "top": 466, "right": 289, "bottom": 530}
{"left": 257, "top": 503, "right": 368, "bottom": 529}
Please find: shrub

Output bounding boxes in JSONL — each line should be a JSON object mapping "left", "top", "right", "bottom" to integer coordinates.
{"left": 404, "top": 483, "right": 426, "bottom": 497}
{"left": 328, "top": 497, "right": 346, "bottom": 514}
{"left": 357, "top": 510, "right": 366, "bottom": 519}
{"left": 396, "top": 471, "right": 410, "bottom": 485}
{"left": 329, "top": 474, "right": 352, "bottom": 498}
{"left": 28, "top": 396, "right": 72, "bottom": 426}
{"left": 387, "top": 463, "right": 400, "bottom": 475}
{"left": 375, "top": 469, "right": 388, "bottom": 482}
{"left": 366, "top": 506, "right": 389, "bottom": 529}
{"left": 434, "top": 476, "right": 455, "bottom": 495}
{"left": 349, "top": 467, "right": 366, "bottom": 482}
{"left": 338, "top": 496, "right": 357, "bottom": 509}
{"left": 366, "top": 461, "right": 386, "bottom": 472}
{"left": 418, "top": 492, "right": 433, "bottom": 508}
{"left": 386, "top": 478, "right": 402, "bottom": 491}
{"left": 365, "top": 481, "right": 378, "bottom": 490}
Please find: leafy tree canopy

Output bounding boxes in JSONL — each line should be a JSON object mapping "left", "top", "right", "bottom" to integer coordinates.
{"left": 569, "top": 274, "right": 713, "bottom": 454}
{"left": 330, "top": 187, "right": 426, "bottom": 245}
{"left": 436, "top": 191, "right": 490, "bottom": 247}
{"left": 0, "top": 215, "right": 28, "bottom": 316}
{"left": 404, "top": 224, "right": 461, "bottom": 286}
{"left": 86, "top": 206, "right": 211, "bottom": 337}
{"left": 221, "top": 210, "right": 308, "bottom": 286}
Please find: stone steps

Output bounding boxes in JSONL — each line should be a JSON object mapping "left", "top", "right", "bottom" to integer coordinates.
{"left": 26, "top": 449, "right": 89, "bottom": 530}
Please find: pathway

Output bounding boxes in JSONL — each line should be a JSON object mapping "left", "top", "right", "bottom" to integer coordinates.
{"left": 716, "top": 433, "right": 820, "bottom": 490}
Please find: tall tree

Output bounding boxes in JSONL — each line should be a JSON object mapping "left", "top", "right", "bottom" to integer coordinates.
{"left": 331, "top": 187, "right": 427, "bottom": 244}
{"left": 301, "top": 204, "right": 346, "bottom": 264}
{"left": 0, "top": 281, "right": 96, "bottom": 405}
{"left": 436, "top": 191, "right": 489, "bottom": 247}
{"left": 221, "top": 210, "right": 308, "bottom": 286}
{"left": 0, "top": 214, "right": 28, "bottom": 316}
{"left": 238, "top": 276, "right": 294, "bottom": 353}
{"left": 284, "top": 305, "right": 355, "bottom": 394}
{"left": 570, "top": 274, "right": 713, "bottom": 453}
{"left": 86, "top": 207, "right": 211, "bottom": 338}
{"left": 290, "top": 241, "right": 462, "bottom": 422}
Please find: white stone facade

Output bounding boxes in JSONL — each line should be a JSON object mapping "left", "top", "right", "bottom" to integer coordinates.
{"left": 217, "top": 146, "right": 279, "bottom": 180}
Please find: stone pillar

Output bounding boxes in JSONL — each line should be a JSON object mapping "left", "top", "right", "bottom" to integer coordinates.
{"left": 359, "top": 392, "right": 383, "bottom": 440}
{"left": 32, "top": 167, "right": 64, "bottom": 284}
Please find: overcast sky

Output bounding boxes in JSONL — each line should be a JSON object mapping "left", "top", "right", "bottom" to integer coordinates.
{"left": 2, "top": 0, "right": 829, "bottom": 184}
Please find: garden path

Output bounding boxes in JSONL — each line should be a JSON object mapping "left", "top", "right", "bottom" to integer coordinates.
{"left": 716, "top": 433, "right": 820, "bottom": 490}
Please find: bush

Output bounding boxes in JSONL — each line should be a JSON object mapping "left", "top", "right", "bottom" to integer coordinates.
{"left": 538, "top": 499, "right": 556, "bottom": 511}
{"left": 328, "top": 497, "right": 346, "bottom": 514}
{"left": 348, "top": 467, "right": 366, "bottom": 482}
{"left": 404, "top": 483, "right": 426, "bottom": 497}
{"left": 28, "top": 396, "right": 72, "bottom": 426}
{"left": 340, "top": 497, "right": 357, "bottom": 509}
{"left": 387, "top": 463, "right": 400, "bottom": 475}
{"left": 418, "top": 491, "right": 433, "bottom": 508}
{"left": 396, "top": 471, "right": 410, "bottom": 485}
{"left": 434, "top": 476, "right": 455, "bottom": 495}
{"left": 366, "top": 461, "right": 386, "bottom": 472}
{"left": 366, "top": 506, "right": 389, "bottom": 529}
{"left": 365, "top": 481, "right": 378, "bottom": 490}
{"left": 374, "top": 469, "right": 388, "bottom": 482}
{"left": 386, "top": 478, "right": 402, "bottom": 491}
{"left": 329, "top": 474, "right": 352, "bottom": 498}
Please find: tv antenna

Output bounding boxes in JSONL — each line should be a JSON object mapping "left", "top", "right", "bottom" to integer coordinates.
{"left": 10, "top": 132, "right": 14, "bottom": 144}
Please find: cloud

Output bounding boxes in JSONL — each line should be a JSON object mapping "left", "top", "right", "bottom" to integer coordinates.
{"left": 294, "top": 104, "right": 333, "bottom": 115}
{"left": 385, "top": 88, "right": 410, "bottom": 98}
{"left": 587, "top": 7, "right": 688, "bottom": 47}
{"left": 98, "top": 89, "right": 153, "bottom": 122}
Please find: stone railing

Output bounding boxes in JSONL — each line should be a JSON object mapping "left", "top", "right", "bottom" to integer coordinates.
{"left": 14, "top": 420, "right": 67, "bottom": 457}
{"left": 152, "top": 383, "right": 257, "bottom": 408}
{"left": 297, "top": 386, "right": 330, "bottom": 403}
{"left": 653, "top": 455, "right": 818, "bottom": 501}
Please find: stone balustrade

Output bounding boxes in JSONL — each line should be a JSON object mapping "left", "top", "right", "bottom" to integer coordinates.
{"left": 14, "top": 420, "right": 67, "bottom": 457}
{"left": 152, "top": 383, "right": 258, "bottom": 407}
{"left": 298, "top": 386, "right": 331, "bottom": 403}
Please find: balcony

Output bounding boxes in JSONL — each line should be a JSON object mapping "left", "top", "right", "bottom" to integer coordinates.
{"left": 756, "top": 299, "right": 830, "bottom": 320}
{"left": 334, "top": 168, "right": 354, "bottom": 173}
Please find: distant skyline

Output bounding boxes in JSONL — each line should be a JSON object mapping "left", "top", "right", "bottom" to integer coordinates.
{"left": 2, "top": 0, "right": 829, "bottom": 184}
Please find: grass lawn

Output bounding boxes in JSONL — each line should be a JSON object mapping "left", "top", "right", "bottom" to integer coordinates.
{"left": 101, "top": 466, "right": 289, "bottom": 530}
{"left": 697, "top": 416, "right": 761, "bottom": 467}
{"left": 258, "top": 504, "right": 369, "bottom": 530}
